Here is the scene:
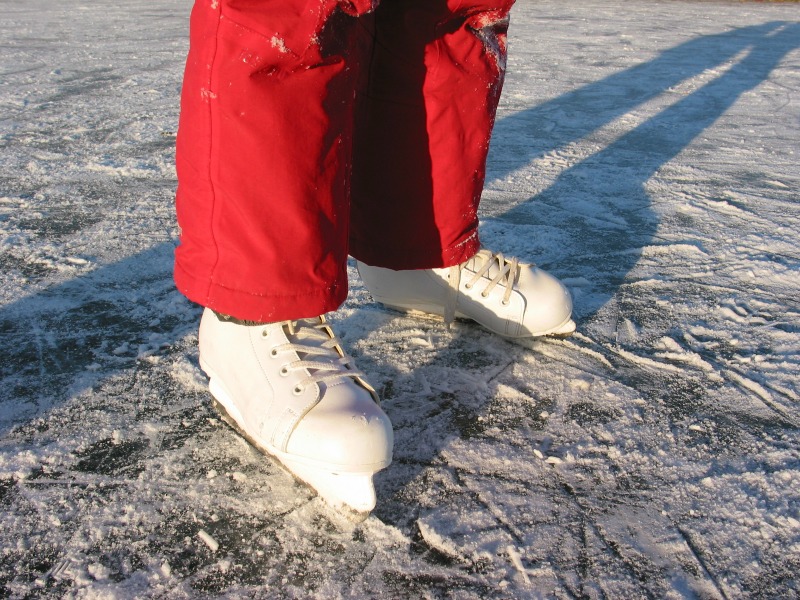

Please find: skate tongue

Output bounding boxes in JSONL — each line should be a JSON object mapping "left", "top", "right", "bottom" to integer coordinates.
{"left": 443, "top": 250, "right": 521, "bottom": 324}
{"left": 281, "top": 317, "right": 363, "bottom": 390}
{"left": 470, "top": 249, "right": 520, "bottom": 282}
{"left": 284, "top": 317, "right": 336, "bottom": 360}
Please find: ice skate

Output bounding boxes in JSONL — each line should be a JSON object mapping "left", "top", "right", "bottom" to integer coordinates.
{"left": 198, "top": 309, "right": 393, "bottom": 514}
{"left": 357, "top": 249, "right": 575, "bottom": 339}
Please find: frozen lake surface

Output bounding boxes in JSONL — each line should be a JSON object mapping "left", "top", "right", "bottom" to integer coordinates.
{"left": 1, "top": 0, "right": 799, "bottom": 597}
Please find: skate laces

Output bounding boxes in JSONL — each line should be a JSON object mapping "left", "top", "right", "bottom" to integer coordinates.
{"left": 445, "top": 249, "right": 520, "bottom": 325}
{"left": 267, "top": 316, "right": 370, "bottom": 395}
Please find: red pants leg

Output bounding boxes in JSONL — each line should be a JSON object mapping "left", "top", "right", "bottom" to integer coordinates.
{"left": 349, "top": 0, "right": 514, "bottom": 270}
{"left": 174, "top": 0, "right": 373, "bottom": 322}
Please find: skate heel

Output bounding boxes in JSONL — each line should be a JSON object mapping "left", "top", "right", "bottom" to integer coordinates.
{"left": 374, "top": 298, "right": 446, "bottom": 321}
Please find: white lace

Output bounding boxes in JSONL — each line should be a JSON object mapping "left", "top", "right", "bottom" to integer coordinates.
{"left": 445, "top": 249, "right": 521, "bottom": 325}
{"left": 265, "top": 316, "right": 369, "bottom": 395}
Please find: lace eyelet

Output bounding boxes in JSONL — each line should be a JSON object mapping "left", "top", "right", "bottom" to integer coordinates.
{"left": 501, "top": 299, "right": 510, "bottom": 306}
{"left": 270, "top": 348, "right": 278, "bottom": 357}
{"left": 279, "top": 366, "right": 289, "bottom": 377}
{"left": 464, "top": 283, "right": 472, "bottom": 290}
{"left": 293, "top": 385, "right": 304, "bottom": 395}
{"left": 481, "top": 292, "right": 489, "bottom": 298}
{"left": 261, "top": 328, "right": 269, "bottom": 337}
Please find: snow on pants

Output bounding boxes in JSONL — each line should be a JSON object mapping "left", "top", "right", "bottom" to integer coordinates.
{"left": 174, "top": 0, "right": 515, "bottom": 322}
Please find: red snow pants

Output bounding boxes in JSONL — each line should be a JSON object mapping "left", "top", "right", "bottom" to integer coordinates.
{"left": 174, "top": 0, "right": 515, "bottom": 322}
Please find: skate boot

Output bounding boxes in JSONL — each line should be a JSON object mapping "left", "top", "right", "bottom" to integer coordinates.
{"left": 198, "top": 308, "right": 393, "bottom": 514}
{"left": 357, "top": 249, "right": 575, "bottom": 339}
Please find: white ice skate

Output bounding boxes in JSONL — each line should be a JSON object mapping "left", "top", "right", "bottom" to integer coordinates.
{"left": 357, "top": 248, "right": 575, "bottom": 338}
{"left": 198, "top": 309, "right": 393, "bottom": 514}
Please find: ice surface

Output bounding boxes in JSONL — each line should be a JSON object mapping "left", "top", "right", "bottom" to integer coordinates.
{"left": 1, "top": 0, "right": 799, "bottom": 597}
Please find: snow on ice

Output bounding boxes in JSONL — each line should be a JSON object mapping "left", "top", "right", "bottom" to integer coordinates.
{"left": 1, "top": 0, "right": 799, "bottom": 597}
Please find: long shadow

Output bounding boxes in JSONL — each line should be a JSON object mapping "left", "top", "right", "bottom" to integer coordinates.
{"left": 0, "top": 242, "right": 198, "bottom": 435}
{"left": 486, "top": 20, "right": 800, "bottom": 320}
{"left": 489, "top": 21, "right": 793, "bottom": 181}
{"left": 1, "top": 21, "right": 798, "bottom": 514}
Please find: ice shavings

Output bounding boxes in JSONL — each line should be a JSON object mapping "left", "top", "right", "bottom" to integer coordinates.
{"left": 197, "top": 529, "right": 219, "bottom": 552}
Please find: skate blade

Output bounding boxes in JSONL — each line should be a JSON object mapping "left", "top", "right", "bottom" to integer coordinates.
{"left": 210, "top": 397, "right": 379, "bottom": 520}
{"left": 379, "top": 302, "right": 577, "bottom": 339}
{"left": 546, "top": 317, "right": 577, "bottom": 338}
